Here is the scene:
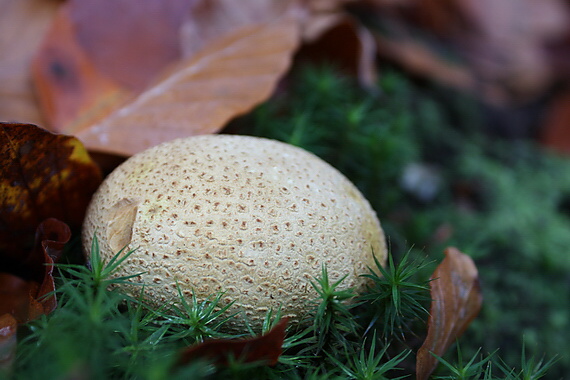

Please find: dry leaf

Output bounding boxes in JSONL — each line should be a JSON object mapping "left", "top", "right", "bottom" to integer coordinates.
{"left": 0, "top": 313, "right": 17, "bottom": 372}
{"left": 67, "top": 0, "right": 194, "bottom": 92}
{"left": 32, "top": 0, "right": 197, "bottom": 130}
{"left": 0, "top": 123, "right": 101, "bottom": 255}
{"left": 540, "top": 89, "right": 570, "bottom": 155}
{"left": 74, "top": 4, "right": 301, "bottom": 156}
{"left": 0, "top": 0, "right": 60, "bottom": 124}
{"left": 416, "top": 247, "right": 482, "bottom": 380}
{"left": 0, "top": 218, "right": 70, "bottom": 324}
{"left": 33, "top": 0, "right": 301, "bottom": 156}
{"left": 32, "top": 6, "right": 132, "bottom": 133}
{"left": 299, "top": 14, "right": 377, "bottom": 88}
{"left": 177, "top": 318, "right": 288, "bottom": 367}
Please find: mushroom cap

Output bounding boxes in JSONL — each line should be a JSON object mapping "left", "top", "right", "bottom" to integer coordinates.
{"left": 82, "top": 134, "right": 386, "bottom": 330}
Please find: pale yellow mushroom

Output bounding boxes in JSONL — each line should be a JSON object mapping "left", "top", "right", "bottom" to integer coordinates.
{"left": 82, "top": 135, "right": 386, "bottom": 330}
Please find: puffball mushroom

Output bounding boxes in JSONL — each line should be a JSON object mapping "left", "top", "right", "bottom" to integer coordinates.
{"left": 82, "top": 135, "right": 386, "bottom": 330}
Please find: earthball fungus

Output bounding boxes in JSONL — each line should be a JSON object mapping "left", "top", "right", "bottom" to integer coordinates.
{"left": 82, "top": 135, "right": 386, "bottom": 330}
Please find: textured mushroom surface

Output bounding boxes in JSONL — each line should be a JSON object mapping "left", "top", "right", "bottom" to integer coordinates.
{"left": 83, "top": 135, "right": 386, "bottom": 330}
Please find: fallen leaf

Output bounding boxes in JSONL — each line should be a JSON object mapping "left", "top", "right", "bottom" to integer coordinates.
{"left": 32, "top": 6, "right": 132, "bottom": 134}
{"left": 0, "top": 218, "right": 70, "bottom": 323}
{"left": 298, "top": 14, "right": 378, "bottom": 88}
{"left": 0, "top": 123, "right": 101, "bottom": 256}
{"left": 540, "top": 89, "right": 570, "bottom": 155}
{"left": 77, "top": 6, "right": 300, "bottom": 156}
{"left": 177, "top": 318, "right": 288, "bottom": 367}
{"left": 0, "top": 0, "right": 60, "bottom": 124}
{"left": 416, "top": 247, "right": 482, "bottom": 380}
{"left": 31, "top": 217, "right": 71, "bottom": 314}
{"left": 33, "top": 0, "right": 301, "bottom": 156}
{"left": 67, "top": 0, "right": 195, "bottom": 92}
{"left": 0, "top": 314, "right": 17, "bottom": 372}
{"left": 32, "top": 0, "right": 197, "bottom": 131}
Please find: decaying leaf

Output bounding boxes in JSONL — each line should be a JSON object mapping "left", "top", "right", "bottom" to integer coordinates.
{"left": 416, "top": 247, "right": 482, "bottom": 380}
{"left": 0, "top": 218, "right": 70, "bottom": 323}
{"left": 78, "top": 9, "right": 300, "bottom": 156}
{"left": 32, "top": 6, "right": 132, "bottom": 134}
{"left": 540, "top": 89, "right": 570, "bottom": 155}
{"left": 32, "top": 0, "right": 196, "bottom": 130}
{"left": 0, "top": 0, "right": 60, "bottom": 124}
{"left": 33, "top": 0, "right": 301, "bottom": 156}
{"left": 0, "top": 313, "right": 17, "bottom": 372}
{"left": 299, "top": 13, "right": 377, "bottom": 88}
{"left": 0, "top": 123, "right": 101, "bottom": 255}
{"left": 177, "top": 318, "right": 288, "bottom": 367}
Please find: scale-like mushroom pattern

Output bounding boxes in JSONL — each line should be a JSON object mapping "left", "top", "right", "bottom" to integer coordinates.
{"left": 83, "top": 135, "right": 386, "bottom": 330}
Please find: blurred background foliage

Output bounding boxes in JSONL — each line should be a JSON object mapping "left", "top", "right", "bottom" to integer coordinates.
{"left": 238, "top": 64, "right": 570, "bottom": 377}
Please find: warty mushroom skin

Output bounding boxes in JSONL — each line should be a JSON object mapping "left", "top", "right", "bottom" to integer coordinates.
{"left": 82, "top": 135, "right": 387, "bottom": 330}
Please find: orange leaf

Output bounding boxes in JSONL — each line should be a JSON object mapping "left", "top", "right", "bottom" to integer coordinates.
{"left": 540, "top": 89, "right": 570, "bottom": 155}
{"left": 32, "top": 0, "right": 193, "bottom": 131}
{"left": 0, "top": 123, "right": 101, "bottom": 256}
{"left": 75, "top": 4, "right": 301, "bottom": 156}
{"left": 33, "top": 0, "right": 301, "bottom": 156}
{"left": 416, "top": 247, "right": 483, "bottom": 380}
{"left": 32, "top": 218, "right": 72, "bottom": 316}
{"left": 177, "top": 318, "right": 288, "bottom": 367}
{"left": 32, "top": 6, "right": 132, "bottom": 134}
{"left": 0, "top": 275, "right": 35, "bottom": 324}
{"left": 0, "top": 0, "right": 60, "bottom": 125}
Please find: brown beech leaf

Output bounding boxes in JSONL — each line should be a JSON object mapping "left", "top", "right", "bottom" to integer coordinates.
{"left": 75, "top": 5, "right": 300, "bottom": 156}
{"left": 65, "top": 0, "right": 195, "bottom": 92}
{"left": 298, "top": 14, "right": 377, "bottom": 88}
{"left": 0, "top": 0, "right": 60, "bottom": 124}
{"left": 0, "top": 218, "right": 70, "bottom": 324}
{"left": 0, "top": 123, "right": 101, "bottom": 256}
{"left": 177, "top": 318, "right": 288, "bottom": 367}
{"left": 540, "top": 89, "right": 570, "bottom": 155}
{"left": 33, "top": 0, "right": 301, "bottom": 156}
{"left": 31, "top": 218, "right": 71, "bottom": 315}
{"left": 32, "top": 6, "right": 132, "bottom": 134}
{"left": 0, "top": 313, "right": 17, "bottom": 372}
{"left": 32, "top": 0, "right": 196, "bottom": 131}
{"left": 416, "top": 247, "right": 482, "bottom": 380}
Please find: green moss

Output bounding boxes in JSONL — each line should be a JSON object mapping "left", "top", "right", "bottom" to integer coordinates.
{"left": 9, "top": 64, "right": 569, "bottom": 379}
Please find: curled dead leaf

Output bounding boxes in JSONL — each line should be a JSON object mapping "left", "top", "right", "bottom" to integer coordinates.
{"left": 416, "top": 247, "right": 483, "bottom": 380}
{"left": 32, "top": 6, "right": 131, "bottom": 134}
{"left": 77, "top": 4, "right": 301, "bottom": 156}
{"left": 540, "top": 89, "right": 570, "bottom": 155}
{"left": 298, "top": 13, "right": 378, "bottom": 88}
{"left": 0, "top": 0, "right": 60, "bottom": 124}
{"left": 0, "top": 218, "right": 70, "bottom": 323}
{"left": 177, "top": 318, "right": 288, "bottom": 367}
